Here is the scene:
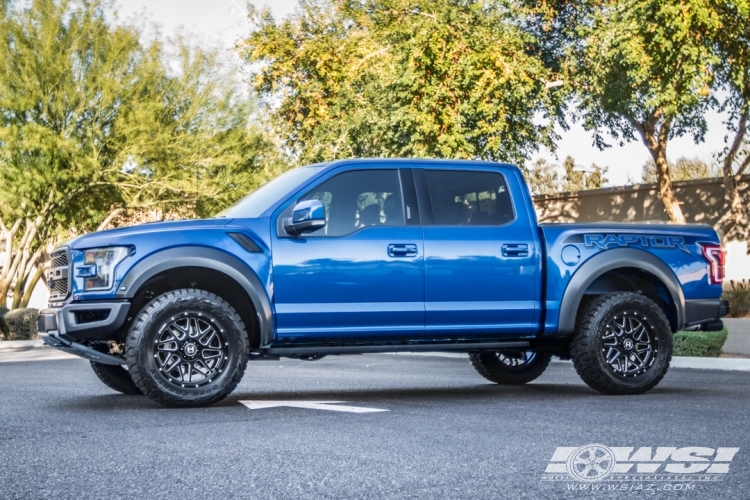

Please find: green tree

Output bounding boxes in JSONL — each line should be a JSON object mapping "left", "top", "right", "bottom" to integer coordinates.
{"left": 526, "top": 158, "right": 561, "bottom": 196}
{"left": 241, "top": 0, "right": 567, "bottom": 165}
{"left": 561, "top": 156, "right": 607, "bottom": 192}
{"left": 0, "top": 0, "right": 266, "bottom": 308}
{"left": 571, "top": 0, "right": 720, "bottom": 223}
{"left": 525, "top": 155, "right": 607, "bottom": 194}
{"left": 641, "top": 157, "right": 714, "bottom": 184}
{"left": 714, "top": 1, "right": 750, "bottom": 241}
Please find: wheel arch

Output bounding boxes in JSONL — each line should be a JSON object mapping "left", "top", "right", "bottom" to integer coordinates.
{"left": 116, "top": 246, "right": 273, "bottom": 347}
{"left": 557, "top": 248, "right": 685, "bottom": 335}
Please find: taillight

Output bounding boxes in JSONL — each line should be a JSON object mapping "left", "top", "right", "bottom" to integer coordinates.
{"left": 699, "top": 243, "right": 725, "bottom": 286}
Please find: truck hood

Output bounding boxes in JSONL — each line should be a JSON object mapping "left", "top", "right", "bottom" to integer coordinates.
{"left": 67, "top": 218, "right": 234, "bottom": 250}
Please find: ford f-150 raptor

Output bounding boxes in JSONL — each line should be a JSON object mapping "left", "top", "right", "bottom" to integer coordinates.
{"left": 38, "top": 159, "right": 730, "bottom": 407}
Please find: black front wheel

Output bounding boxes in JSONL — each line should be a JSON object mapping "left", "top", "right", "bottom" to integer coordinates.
{"left": 126, "top": 289, "right": 250, "bottom": 407}
{"left": 90, "top": 362, "right": 142, "bottom": 395}
{"left": 571, "top": 292, "right": 672, "bottom": 395}
{"left": 470, "top": 350, "right": 552, "bottom": 384}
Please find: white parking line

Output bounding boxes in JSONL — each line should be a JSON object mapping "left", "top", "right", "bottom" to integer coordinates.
{"left": 240, "top": 400, "right": 388, "bottom": 413}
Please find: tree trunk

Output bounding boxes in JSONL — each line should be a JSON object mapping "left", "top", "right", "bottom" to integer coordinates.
{"left": 20, "top": 263, "right": 47, "bottom": 308}
{"left": 97, "top": 207, "right": 125, "bottom": 231}
{"left": 635, "top": 113, "right": 686, "bottom": 224}
{"left": 651, "top": 146, "right": 686, "bottom": 224}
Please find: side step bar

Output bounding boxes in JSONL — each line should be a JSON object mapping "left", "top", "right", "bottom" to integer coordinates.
{"left": 265, "top": 341, "right": 530, "bottom": 357}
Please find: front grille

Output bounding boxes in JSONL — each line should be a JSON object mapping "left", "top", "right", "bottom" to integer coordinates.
{"left": 48, "top": 247, "right": 71, "bottom": 302}
{"left": 51, "top": 278, "right": 69, "bottom": 296}
{"left": 51, "top": 251, "right": 68, "bottom": 269}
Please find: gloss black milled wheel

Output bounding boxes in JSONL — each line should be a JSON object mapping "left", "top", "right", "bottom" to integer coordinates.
{"left": 470, "top": 349, "right": 551, "bottom": 385}
{"left": 571, "top": 292, "right": 672, "bottom": 395}
{"left": 600, "top": 312, "right": 656, "bottom": 377}
{"left": 155, "top": 313, "right": 229, "bottom": 388}
{"left": 126, "top": 289, "right": 249, "bottom": 407}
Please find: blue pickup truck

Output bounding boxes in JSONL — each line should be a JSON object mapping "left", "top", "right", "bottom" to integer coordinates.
{"left": 38, "top": 159, "right": 729, "bottom": 407}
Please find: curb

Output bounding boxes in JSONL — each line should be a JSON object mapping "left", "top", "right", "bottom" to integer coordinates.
{"left": 3, "top": 341, "right": 749, "bottom": 372}
{"left": 0, "top": 339, "right": 44, "bottom": 350}
{"left": 670, "top": 356, "right": 750, "bottom": 372}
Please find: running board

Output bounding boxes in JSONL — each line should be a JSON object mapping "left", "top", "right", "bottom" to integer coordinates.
{"left": 264, "top": 341, "right": 530, "bottom": 356}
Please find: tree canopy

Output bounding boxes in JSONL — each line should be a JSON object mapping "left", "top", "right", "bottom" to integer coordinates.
{"left": 570, "top": 0, "right": 721, "bottom": 224}
{"left": 0, "top": 0, "right": 267, "bottom": 308}
{"left": 241, "top": 0, "right": 567, "bottom": 166}
{"left": 713, "top": 0, "right": 750, "bottom": 241}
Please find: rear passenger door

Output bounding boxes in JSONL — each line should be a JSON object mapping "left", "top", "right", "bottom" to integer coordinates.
{"left": 417, "top": 166, "right": 542, "bottom": 337}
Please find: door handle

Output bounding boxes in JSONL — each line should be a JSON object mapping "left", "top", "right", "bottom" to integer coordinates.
{"left": 502, "top": 243, "right": 529, "bottom": 257}
{"left": 388, "top": 244, "right": 418, "bottom": 257}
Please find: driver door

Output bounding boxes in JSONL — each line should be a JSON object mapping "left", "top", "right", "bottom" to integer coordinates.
{"left": 271, "top": 167, "right": 425, "bottom": 341}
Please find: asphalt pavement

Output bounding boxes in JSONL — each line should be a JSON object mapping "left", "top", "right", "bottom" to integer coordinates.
{"left": 1, "top": 350, "right": 749, "bottom": 499}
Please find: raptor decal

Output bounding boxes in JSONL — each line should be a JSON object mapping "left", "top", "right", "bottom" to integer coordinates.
{"left": 583, "top": 234, "right": 690, "bottom": 254}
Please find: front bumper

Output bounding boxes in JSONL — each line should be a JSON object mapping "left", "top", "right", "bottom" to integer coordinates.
{"left": 38, "top": 301, "right": 130, "bottom": 365}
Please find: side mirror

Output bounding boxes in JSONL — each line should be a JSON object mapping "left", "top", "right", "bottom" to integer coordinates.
{"left": 283, "top": 200, "right": 326, "bottom": 236}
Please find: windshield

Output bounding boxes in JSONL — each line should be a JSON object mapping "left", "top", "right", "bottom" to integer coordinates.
{"left": 216, "top": 165, "right": 326, "bottom": 218}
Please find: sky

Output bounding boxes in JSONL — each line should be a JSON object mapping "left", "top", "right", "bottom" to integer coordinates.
{"left": 114, "top": 0, "right": 731, "bottom": 187}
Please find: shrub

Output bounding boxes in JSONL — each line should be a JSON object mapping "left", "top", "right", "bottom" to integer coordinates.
{"left": 672, "top": 328, "right": 728, "bottom": 357}
{"left": 0, "top": 307, "right": 9, "bottom": 339}
{"left": 723, "top": 279, "right": 750, "bottom": 318}
{"left": 4, "top": 308, "right": 39, "bottom": 341}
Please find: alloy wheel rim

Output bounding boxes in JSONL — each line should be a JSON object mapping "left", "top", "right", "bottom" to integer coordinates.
{"left": 600, "top": 311, "right": 657, "bottom": 377}
{"left": 497, "top": 350, "right": 537, "bottom": 369}
{"left": 154, "top": 312, "right": 228, "bottom": 388}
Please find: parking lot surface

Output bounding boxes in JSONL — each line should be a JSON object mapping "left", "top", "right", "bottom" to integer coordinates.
{"left": 1, "top": 351, "right": 749, "bottom": 499}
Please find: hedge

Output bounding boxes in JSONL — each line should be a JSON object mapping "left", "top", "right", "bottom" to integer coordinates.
{"left": 672, "top": 328, "right": 728, "bottom": 358}
{"left": 0, "top": 307, "right": 9, "bottom": 339}
{"left": 723, "top": 279, "right": 750, "bottom": 318}
{"left": 4, "top": 308, "right": 39, "bottom": 341}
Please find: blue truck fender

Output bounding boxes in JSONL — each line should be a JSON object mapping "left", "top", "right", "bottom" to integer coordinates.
{"left": 556, "top": 248, "right": 686, "bottom": 336}
{"left": 115, "top": 246, "right": 274, "bottom": 345}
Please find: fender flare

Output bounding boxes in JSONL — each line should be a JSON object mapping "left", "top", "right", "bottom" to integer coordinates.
{"left": 115, "top": 246, "right": 273, "bottom": 345}
{"left": 557, "top": 248, "right": 686, "bottom": 335}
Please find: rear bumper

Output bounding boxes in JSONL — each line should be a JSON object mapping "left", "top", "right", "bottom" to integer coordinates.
{"left": 37, "top": 301, "right": 130, "bottom": 365}
{"left": 683, "top": 299, "right": 730, "bottom": 331}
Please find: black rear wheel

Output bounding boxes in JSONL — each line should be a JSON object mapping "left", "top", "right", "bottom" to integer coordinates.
{"left": 90, "top": 362, "right": 142, "bottom": 395}
{"left": 571, "top": 292, "right": 672, "bottom": 395}
{"left": 470, "top": 350, "right": 551, "bottom": 384}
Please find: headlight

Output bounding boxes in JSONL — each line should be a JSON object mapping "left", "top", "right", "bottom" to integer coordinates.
{"left": 79, "top": 247, "right": 130, "bottom": 291}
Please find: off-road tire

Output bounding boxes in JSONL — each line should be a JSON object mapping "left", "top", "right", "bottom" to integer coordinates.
{"left": 470, "top": 350, "right": 552, "bottom": 384}
{"left": 571, "top": 292, "right": 672, "bottom": 395}
{"left": 126, "top": 289, "right": 250, "bottom": 407}
{"left": 90, "top": 362, "right": 142, "bottom": 395}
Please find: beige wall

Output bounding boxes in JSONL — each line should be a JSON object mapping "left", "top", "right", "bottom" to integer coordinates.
{"left": 533, "top": 176, "right": 750, "bottom": 281}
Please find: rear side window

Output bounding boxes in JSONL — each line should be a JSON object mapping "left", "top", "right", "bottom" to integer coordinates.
{"left": 424, "top": 170, "right": 514, "bottom": 226}
{"left": 299, "top": 169, "right": 404, "bottom": 237}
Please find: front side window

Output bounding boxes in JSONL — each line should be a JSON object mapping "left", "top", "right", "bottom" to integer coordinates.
{"left": 299, "top": 169, "right": 404, "bottom": 237}
{"left": 425, "top": 170, "right": 514, "bottom": 226}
